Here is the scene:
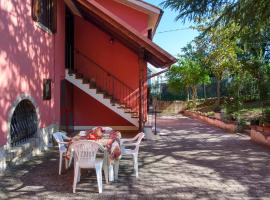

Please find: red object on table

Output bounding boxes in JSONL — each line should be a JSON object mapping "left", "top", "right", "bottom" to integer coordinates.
{"left": 87, "top": 133, "right": 98, "bottom": 140}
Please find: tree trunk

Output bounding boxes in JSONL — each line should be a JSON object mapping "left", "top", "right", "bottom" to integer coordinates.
{"left": 186, "top": 87, "right": 190, "bottom": 101}
{"left": 203, "top": 84, "right": 207, "bottom": 99}
{"left": 191, "top": 86, "right": 197, "bottom": 101}
{"left": 217, "top": 79, "right": 221, "bottom": 105}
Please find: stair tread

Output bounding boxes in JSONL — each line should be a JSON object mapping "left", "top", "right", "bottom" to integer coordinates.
{"left": 67, "top": 70, "right": 139, "bottom": 126}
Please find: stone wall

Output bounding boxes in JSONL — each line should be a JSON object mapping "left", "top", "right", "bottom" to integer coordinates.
{"left": 156, "top": 101, "right": 187, "bottom": 114}
{"left": 0, "top": 124, "right": 58, "bottom": 173}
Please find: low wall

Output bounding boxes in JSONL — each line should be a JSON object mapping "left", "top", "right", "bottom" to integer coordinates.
{"left": 250, "top": 126, "right": 270, "bottom": 147}
{"left": 183, "top": 110, "right": 237, "bottom": 133}
{"left": 0, "top": 124, "right": 58, "bottom": 173}
{"left": 156, "top": 101, "right": 187, "bottom": 114}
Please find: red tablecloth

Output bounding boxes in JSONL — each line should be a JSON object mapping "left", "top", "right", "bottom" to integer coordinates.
{"left": 66, "top": 128, "right": 121, "bottom": 163}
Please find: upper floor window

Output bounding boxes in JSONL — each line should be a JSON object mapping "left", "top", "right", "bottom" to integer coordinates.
{"left": 32, "top": 0, "right": 57, "bottom": 33}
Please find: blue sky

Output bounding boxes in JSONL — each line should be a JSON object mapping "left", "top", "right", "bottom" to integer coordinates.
{"left": 144, "top": 0, "right": 198, "bottom": 57}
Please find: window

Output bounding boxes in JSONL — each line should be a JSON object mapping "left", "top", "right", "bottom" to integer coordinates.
{"left": 32, "top": 0, "right": 57, "bottom": 33}
{"left": 10, "top": 99, "right": 38, "bottom": 147}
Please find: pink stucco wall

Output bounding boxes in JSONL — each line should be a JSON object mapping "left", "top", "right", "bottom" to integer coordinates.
{"left": 95, "top": 0, "right": 149, "bottom": 36}
{"left": 0, "top": 0, "right": 150, "bottom": 144}
{"left": 0, "top": 0, "right": 65, "bottom": 146}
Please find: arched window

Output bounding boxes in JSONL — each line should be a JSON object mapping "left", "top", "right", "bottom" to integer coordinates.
{"left": 10, "top": 100, "right": 38, "bottom": 147}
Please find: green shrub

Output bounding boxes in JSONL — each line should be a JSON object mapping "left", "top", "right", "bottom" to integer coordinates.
{"left": 206, "top": 111, "right": 215, "bottom": 117}
{"left": 263, "top": 108, "right": 270, "bottom": 124}
{"left": 224, "top": 98, "right": 243, "bottom": 115}
{"left": 236, "top": 118, "right": 247, "bottom": 132}
{"left": 186, "top": 101, "right": 197, "bottom": 110}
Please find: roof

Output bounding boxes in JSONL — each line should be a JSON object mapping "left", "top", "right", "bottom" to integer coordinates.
{"left": 68, "top": 0, "right": 177, "bottom": 68}
{"left": 114, "top": 0, "right": 163, "bottom": 35}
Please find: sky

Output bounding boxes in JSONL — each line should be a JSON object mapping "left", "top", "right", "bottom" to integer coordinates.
{"left": 144, "top": 0, "right": 198, "bottom": 57}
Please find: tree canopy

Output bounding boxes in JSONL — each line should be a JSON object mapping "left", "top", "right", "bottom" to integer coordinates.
{"left": 161, "top": 0, "right": 270, "bottom": 31}
{"left": 167, "top": 43, "right": 210, "bottom": 101}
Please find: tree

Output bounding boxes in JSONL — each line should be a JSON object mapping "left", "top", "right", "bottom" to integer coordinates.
{"left": 238, "top": 24, "right": 270, "bottom": 99}
{"left": 167, "top": 43, "right": 210, "bottom": 101}
{"left": 161, "top": 0, "right": 270, "bottom": 32}
{"left": 196, "top": 22, "right": 242, "bottom": 105}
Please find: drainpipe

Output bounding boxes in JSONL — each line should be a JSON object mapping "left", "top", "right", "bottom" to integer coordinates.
{"left": 138, "top": 48, "right": 145, "bottom": 132}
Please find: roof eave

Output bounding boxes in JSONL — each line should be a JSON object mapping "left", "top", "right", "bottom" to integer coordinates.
{"left": 69, "top": 0, "right": 177, "bottom": 68}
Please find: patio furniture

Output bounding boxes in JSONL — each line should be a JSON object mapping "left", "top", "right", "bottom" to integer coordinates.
{"left": 72, "top": 140, "right": 104, "bottom": 193}
{"left": 120, "top": 132, "right": 145, "bottom": 178}
{"left": 66, "top": 129, "right": 122, "bottom": 185}
{"left": 52, "top": 131, "right": 71, "bottom": 175}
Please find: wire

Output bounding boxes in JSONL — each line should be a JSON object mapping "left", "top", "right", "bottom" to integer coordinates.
{"left": 157, "top": 27, "right": 193, "bottom": 34}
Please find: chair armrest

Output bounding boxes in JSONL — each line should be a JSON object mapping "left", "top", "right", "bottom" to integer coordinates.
{"left": 121, "top": 138, "right": 136, "bottom": 143}
{"left": 121, "top": 143, "right": 137, "bottom": 147}
{"left": 62, "top": 135, "right": 71, "bottom": 140}
{"left": 58, "top": 141, "right": 69, "bottom": 145}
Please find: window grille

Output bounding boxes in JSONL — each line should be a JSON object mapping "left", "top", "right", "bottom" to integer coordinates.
{"left": 32, "top": 0, "right": 57, "bottom": 33}
{"left": 10, "top": 100, "right": 38, "bottom": 147}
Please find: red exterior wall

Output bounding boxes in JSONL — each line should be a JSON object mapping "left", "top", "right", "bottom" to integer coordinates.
{"left": 73, "top": 14, "right": 147, "bottom": 126}
{"left": 73, "top": 87, "right": 133, "bottom": 126}
{"left": 95, "top": 0, "right": 149, "bottom": 36}
{"left": 0, "top": 0, "right": 65, "bottom": 146}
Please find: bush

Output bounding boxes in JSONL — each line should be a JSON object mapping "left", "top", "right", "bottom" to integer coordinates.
{"left": 206, "top": 111, "right": 215, "bottom": 117}
{"left": 236, "top": 118, "right": 247, "bottom": 132}
{"left": 250, "top": 118, "right": 260, "bottom": 126}
{"left": 213, "top": 105, "right": 221, "bottom": 112}
{"left": 224, "top": 98, "right": 243, "bottom": 115}
{"left": 263, "top": 108, "right": 270, "bottom": 124}
{"left": 186, "top": 101, "right": 197, "bottom": 110}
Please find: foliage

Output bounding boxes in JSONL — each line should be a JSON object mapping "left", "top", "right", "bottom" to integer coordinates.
{"left": 206, "top": 111, "right": 215, "bottom": 117}
{"left": 263, "top": 108, "right": 270, "bottom": 124}
{"left": 161, "top": 0, "right": 270, "bottom": 117}
{"left": 186, "top": 100, "right": 197, "bottom": 110}
{"left": 160, "top": 0, "right": 270, "bottom": 34}
{"left": 167, "top": 43, "right": 211, "bottom": 101}
{"left": 195, "top": 22, "right": 242, "bottom": 105}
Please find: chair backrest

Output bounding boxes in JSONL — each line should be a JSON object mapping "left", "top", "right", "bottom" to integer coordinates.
{"left": 72, "top": 140, "right": 103, "bottom": 168}
{"left": 102, "top": 127, "right": 113, "bottom": 132}
{"left": 121, "top": 132, "right": 145, "bottom": 153}
{"left": 134, "top": 132, "right": 145, "bottom": 152}
{"left": 53, "top": 132, "right": 67, "bottom": 149}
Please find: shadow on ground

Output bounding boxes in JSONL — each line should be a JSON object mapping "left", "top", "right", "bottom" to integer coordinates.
{"left": 1, "top": 115, "right": 270, "bottom": 199}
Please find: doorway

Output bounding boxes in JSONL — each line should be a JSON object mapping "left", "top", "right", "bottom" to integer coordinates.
{"left": 65, "top": 6, "right": 74, "bottom": 72}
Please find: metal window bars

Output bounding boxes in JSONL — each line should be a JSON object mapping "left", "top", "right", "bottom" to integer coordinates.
{"left": 10, "top": 100, "right": 38, "bottom": 147}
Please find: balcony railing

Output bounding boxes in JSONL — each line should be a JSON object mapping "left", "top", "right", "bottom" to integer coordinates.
{"left": 73, "top": 49, "right": 140, "bottom": 114}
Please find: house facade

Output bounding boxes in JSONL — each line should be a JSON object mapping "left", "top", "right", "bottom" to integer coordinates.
{"left": 0, "top": 0, "right": 176, "bottom": 171}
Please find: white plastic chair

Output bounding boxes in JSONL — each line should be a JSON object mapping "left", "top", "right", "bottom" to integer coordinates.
{"left": 53, "top": 131, "right": 70, "bottom": 175}
{"left": 72, "top": 140, "right": 104, "bottom": 193}
{"left": 120, "top": 132, "right": 145, "bottom": 178}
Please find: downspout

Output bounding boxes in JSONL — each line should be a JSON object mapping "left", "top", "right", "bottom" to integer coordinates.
{"left": 138, "top": 48, "right": 146, "bottom": 131}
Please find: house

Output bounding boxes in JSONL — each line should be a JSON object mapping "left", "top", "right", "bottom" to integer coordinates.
{"left": 0, "top": 0, "right": 176, "bottom": 170}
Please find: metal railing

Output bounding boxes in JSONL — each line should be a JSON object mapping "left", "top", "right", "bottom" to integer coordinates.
{"left": 74, "top": 49, "right": 140, "bottom": 114}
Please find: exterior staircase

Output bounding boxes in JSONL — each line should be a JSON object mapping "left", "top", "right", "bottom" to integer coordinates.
{"left": 65, "top": 69, "right": 139, "bottom": 127}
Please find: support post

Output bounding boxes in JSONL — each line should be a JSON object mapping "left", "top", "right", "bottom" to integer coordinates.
{"left": 138, "top": 48, "right": 145, "bottom": 132}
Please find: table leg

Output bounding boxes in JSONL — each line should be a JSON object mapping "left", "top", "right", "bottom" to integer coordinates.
{"left": 103, "top": 151, "right": 109, "bottom": 184}
{"left": 114, "top": 159, "right": 120, "bottom": 181}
